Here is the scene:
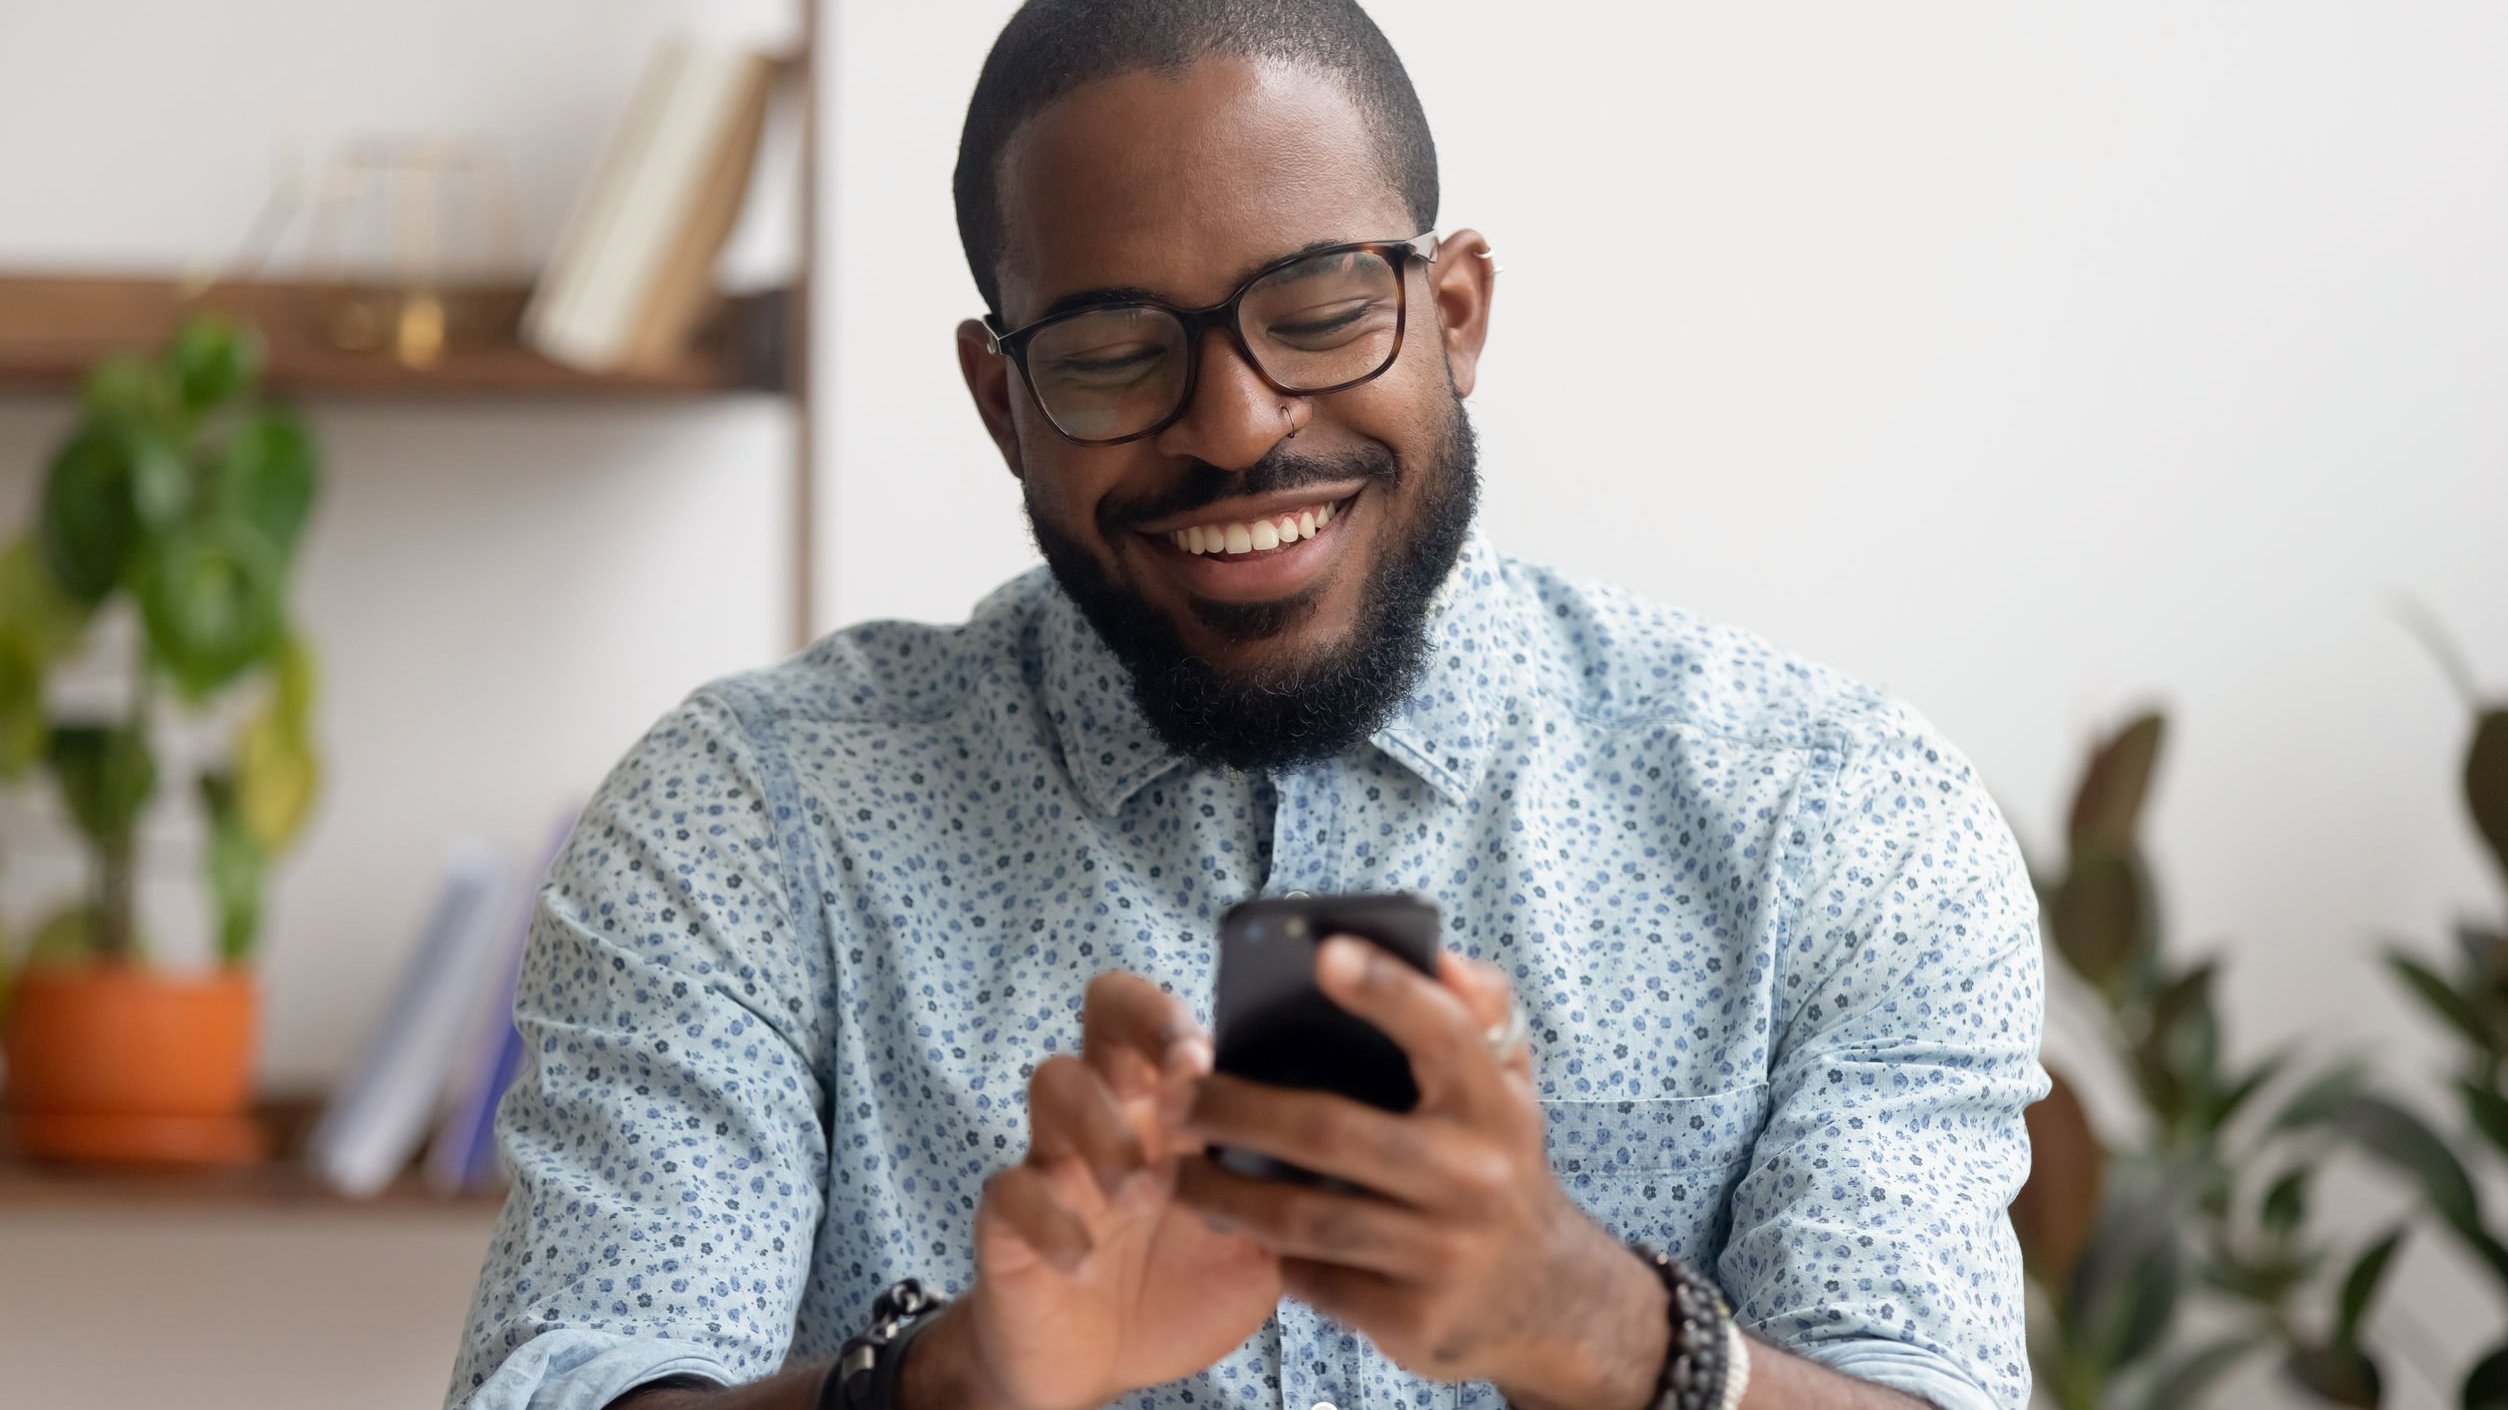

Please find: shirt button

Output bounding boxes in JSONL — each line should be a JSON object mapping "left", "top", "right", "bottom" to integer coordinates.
{"left": 1285, "top": 889, "right": 1310, "bottom": 899}
{"left": 1312, "top": 1402, "right": 1337, "bottom": 1410}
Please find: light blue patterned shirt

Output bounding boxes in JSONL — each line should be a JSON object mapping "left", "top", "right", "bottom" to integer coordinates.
{"left": 448, "top": 532, "right": 2047, "bottom": 1410}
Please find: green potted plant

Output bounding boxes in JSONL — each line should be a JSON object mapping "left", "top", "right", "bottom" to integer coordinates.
{"left": 0, "top": 315, "right": 322, "bottom": 1165}
{"left": 2014, "top": 712, "right": 2407, "bottom": 1408}
{"left": 2369, "top": 637, "right": 2508, "bottom": 1403}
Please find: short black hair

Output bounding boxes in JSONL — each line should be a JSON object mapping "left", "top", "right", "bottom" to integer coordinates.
{"left": 953, "top": 0, "right": 1439, "bottom": 317}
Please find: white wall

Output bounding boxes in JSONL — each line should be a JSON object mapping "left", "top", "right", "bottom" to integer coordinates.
{"left": 822, "top": 4, "right": 2508, "bottom": 1405}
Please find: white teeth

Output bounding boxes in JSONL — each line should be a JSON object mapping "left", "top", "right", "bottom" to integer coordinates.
{"left": 1167, "top": 499, "right": 1348, "bottom": 556}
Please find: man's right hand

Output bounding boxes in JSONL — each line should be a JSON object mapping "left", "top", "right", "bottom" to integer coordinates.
{"left": 921, "top": 970, "right": 1283, "bottom": 1410}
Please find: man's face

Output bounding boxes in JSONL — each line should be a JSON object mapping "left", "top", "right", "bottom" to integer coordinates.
{"left": 958, "top": 58, "right": 1493, "bottom": 769}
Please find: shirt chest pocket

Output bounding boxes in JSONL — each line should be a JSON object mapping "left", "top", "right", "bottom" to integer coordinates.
{"left": 1380, "top": 1087, "right": 1768, "bottom": 1410}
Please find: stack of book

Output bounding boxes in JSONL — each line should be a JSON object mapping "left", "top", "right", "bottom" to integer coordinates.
{"left": 523, "top": 36, "right": 777, "bottom": 373}
{"left": 306, "top": 806, "right": 579, "bottom": 1198}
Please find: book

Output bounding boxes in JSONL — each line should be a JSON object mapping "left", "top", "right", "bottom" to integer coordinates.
{"left": 524, "top": 37, "right": 775, "bottom": 372}
{"left": 305, "top": 840, "right": 513, "bottom": 1197}
{"left": 423, "top": 803, "right": 583, "bottom": 1194}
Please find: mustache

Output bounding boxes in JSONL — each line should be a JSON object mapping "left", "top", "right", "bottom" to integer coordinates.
{"left": 1104, "top": 440, "right": 1401, "bottom": 531}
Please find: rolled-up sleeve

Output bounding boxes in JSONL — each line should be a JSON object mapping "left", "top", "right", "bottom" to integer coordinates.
{"left": 447, "top": 685, "right": 834, "bottom": 1410}
{"left": 1716, "top": 716, "right": 2049, "bottom": 1410}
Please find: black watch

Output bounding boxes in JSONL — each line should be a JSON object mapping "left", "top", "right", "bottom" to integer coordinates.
{"left": 819, "top": 1277, "right": 951, "bottom": 1410}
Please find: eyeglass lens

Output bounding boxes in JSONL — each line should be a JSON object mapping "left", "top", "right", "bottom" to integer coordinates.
{"left": 1023, "top": 246, "right": 1403, "bottom": 442}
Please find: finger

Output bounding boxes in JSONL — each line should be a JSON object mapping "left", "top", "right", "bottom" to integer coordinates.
{"left": 1080, "top": 969, "right": 1212, "bottom": 1099}
{"left": 1172, "top": 1155, "right": 1450, "bottom": 1278}
{"left": 1278, "top": 1257, "right": 1409, "bottom": 1350}
{"left": 978, "top": 1161, "right": 1094, "bottom": 1278}
{"left": 1315, "top": 935, "right": 1489, "bottom": 1109}
{"left": 1439, "top": 950, "right": 1508, "bottom": 1030}
{"left": 1443, "top": 952, "right": 1534, "bottom": 1083}
{"left": 1027, "top": 1053, "right": 1149, "bottom": 1199}
{"left": 1182, "top": 1073, "right": 1500, "bottom": 1212}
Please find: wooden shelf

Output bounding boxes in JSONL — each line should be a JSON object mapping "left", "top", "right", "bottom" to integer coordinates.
{"left": 0, "top": 274, "right": 788, "bottom": 400}
{"left": 0, "top": 1094, "right": 504, "bottom": 1214}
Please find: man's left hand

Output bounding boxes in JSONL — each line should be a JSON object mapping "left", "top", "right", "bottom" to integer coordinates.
{"left": 1172, "top": 937, "right": 1667, "bottom": 1403}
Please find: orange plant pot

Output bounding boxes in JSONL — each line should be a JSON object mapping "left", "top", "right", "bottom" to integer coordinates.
{"left": 3, "top": 965, "right": 264, "bottom": 1166}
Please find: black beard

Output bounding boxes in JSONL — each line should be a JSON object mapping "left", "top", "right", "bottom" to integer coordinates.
{"left": 1029, "top": 396, "right": 1480, "bottom": 774}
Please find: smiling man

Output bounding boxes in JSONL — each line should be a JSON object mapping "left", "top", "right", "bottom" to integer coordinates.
{"left": 446, "top": 4, "right": 2047, "bottom": 1410}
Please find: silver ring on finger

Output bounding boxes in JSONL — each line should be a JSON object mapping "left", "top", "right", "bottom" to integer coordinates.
{"left": 1484, "top": 993, "right": 1530, "bottom": 1065}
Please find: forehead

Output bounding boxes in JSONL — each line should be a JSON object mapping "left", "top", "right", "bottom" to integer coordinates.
{"left": 993, "top": 57, "right": 1413, "bottom": 322}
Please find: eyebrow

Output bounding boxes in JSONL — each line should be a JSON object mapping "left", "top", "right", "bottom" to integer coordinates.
{"left": 1027, "top": 236, "right": 1362, "bottom": 323}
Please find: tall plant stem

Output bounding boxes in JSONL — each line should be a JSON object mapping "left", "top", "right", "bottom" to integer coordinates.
{"left": 93, "top": 617, "right": 155, "bottom": 962}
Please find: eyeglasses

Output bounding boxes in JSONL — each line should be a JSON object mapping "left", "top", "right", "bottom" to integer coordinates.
{"left": 982, "top": 232, "right": 1439, "bottom": 446}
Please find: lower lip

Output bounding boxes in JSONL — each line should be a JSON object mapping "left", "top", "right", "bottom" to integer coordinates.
{"left": 1141, "top": 492, "right": 1362, "bottom": 603}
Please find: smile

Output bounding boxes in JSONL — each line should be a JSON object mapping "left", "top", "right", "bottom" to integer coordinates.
{"left": 1134, "top": 487, "right": 1367, "bottom": 603}
{"left": 1161, "top": 494, "right": 1350, "bottom": 558}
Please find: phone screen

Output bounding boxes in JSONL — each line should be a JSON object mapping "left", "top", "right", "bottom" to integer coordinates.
{"left": 1206, "top": 892, "right": 1441, "bottom": 1187}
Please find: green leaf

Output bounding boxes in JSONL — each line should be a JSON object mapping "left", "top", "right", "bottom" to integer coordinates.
{"left": 2069, "top": 712, "right": 2167, "bottom": 854}
{"left": 2470, "top": 709, "right": 2508, "bottom": 890}
{"left": 214, "top": 409, "right": 317, "bottom": 558}
{"left": 2273, "top": 1062, "right": 2369, "bottom": 1133}
{"left": 167, "top": 315, "right": 262, "bottom": 415}
{"left": 2261, "top": 1165, "right": 2312, "bottom": 1239}
{"left": 268, "top": 626, "right": 316, "bottom": 732}
{"left": 2464, "top": 1342, "right": 2508, "bottom": 1409}
{"left": 2143, "top": 960, "right": 2225, "bottom": 1134}
{"left": 197, "top": 770, "right": 266, "bottom": 963}
{"left": 2387, "top": 948, "right": 2496, "bottom": 1055}
{"left": 2338, "top": 1226, "right": 2406, "bottom": 1348}
{"left": 2460, "top": 1081, "right": 2508, "bottom": 1161}
{"left": 2138, "top": 1335, "right": 2260, "bottom": 1410}
{"left": 134, "top": 519, "right": 285, "bottom": 701}
{"left": 2336, "top": 1094, "right": 2483, "bottom": 1235}
{"left": 2287, "top": 1342, "right": 2382, "bottom": 1407}
{"left": 44, "top": 724, "right": 156, "bottom": 856}
{"left": 38, "top": 423, "right": 155, "bottom": 603}
{"left": 234, "top": 692, "right": 319, "bottom": 854}
{"left": 80, "top": 352, "right": 178, "bottom": 427}
{"left": 2068, "top": 1179, "right": 2181, "bottom": 1374}
{"left": 0, "top": 631, "right": 45, "bottom": 779}
{"left": 2050, "top": 849, "right": 2155, "bottom": 995}
{"left": 0, "top": 536, "right": 97, "bottom": 662}
{"left": 2209, "top": 1052, "right": 2287, "bottom": 1128}
{"left": 2109, "top": 1226, "right": 2181, "bottom": 1371}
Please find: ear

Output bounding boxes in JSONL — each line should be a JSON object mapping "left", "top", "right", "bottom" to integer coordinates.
{"left": 1426, "top": 228, "right": 1496, "bottom": 398}
{"left": 957, "top": 318, "right": 1026, "bottom": 479}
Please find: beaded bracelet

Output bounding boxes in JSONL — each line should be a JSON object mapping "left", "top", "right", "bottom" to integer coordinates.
{"left": 1627, "top": 1241, "right": 1746, "bottom": 1410}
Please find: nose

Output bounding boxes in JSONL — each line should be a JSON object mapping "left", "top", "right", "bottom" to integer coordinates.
{"left": 1151, "top": 325, "right": 1310, "bottom": 470}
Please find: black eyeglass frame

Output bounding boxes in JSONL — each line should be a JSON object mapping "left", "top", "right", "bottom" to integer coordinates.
{"left": 981, "top": 231, "right": 1441, "bottom": 447}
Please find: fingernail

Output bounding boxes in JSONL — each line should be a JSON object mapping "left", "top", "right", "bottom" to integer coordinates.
{"left": 1319, "top": 937, "right": 1365, "bottom": 986}
{"left": 1199, "top": 1211, "right": 1235, "bottom": 1235}
{"left": 1167, "top": 1035, "right": 1214, "bottom": 1076}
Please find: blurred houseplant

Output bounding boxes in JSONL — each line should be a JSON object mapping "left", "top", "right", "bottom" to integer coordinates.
{"left": 2373, "top": 645, "right": 2508, "bottom": 1405}
{"left": 2014, "top": 712, "right": 2412, "bottom": 1408}
{"left": 0, "top": 315, "right": 321, "bottom": 1165}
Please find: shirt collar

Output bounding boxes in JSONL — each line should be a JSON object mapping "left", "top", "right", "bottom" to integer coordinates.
{"left": 1037, "top": 528, "right": 1514, "bottom": 815}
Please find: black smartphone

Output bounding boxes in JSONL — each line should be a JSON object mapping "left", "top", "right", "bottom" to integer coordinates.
{"left": 1207, "top": 891, "right": 1442, "bottom": 1188}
